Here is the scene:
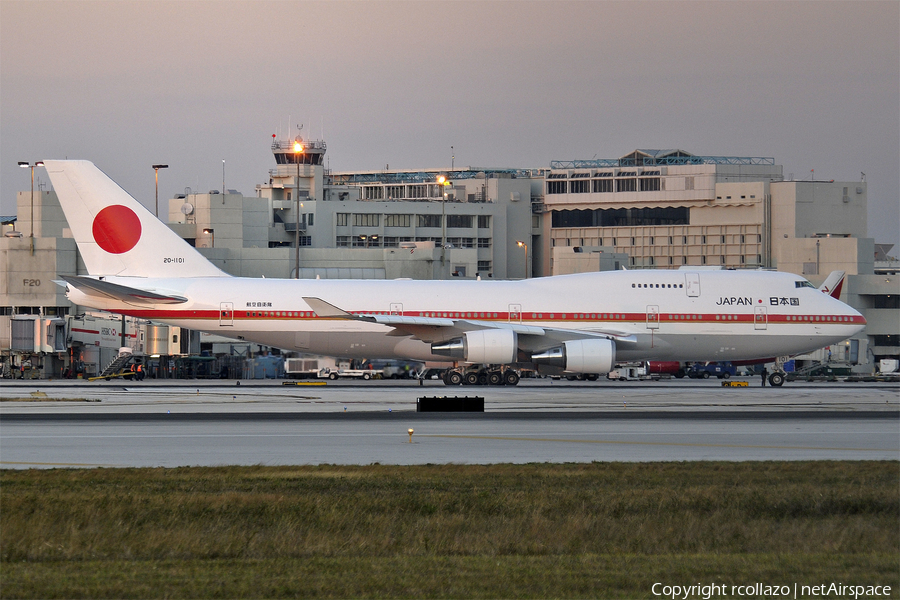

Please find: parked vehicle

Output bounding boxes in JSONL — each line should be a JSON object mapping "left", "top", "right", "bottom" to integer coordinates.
{"left": 317, "top": 367, "right": 381, "bottom": 380}
{"left": 686, "top": 362, "right": 736, "bottom": 379}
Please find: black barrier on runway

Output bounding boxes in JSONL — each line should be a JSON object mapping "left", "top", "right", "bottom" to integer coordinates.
{"left": 417, "top": 396, "right": 485, "bottom": 412}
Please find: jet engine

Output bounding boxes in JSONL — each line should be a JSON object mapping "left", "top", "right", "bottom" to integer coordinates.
{"left": 431, "top": 329, "right": 518, "bottom": 364}
{"left": 531, "top": 339, "right": 615, "bottom": 374}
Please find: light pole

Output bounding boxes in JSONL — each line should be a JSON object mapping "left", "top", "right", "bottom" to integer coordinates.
{"left": 152, "top": 164, "right": 168, "bottom": 218}
{"left": 437, "top": 175, "right": 448, "bottom": 267}
{"left": 517, "top": 240, "right": 529, "bottom": 279}
{"left": 18, "top": 161, "right": 44, "bottom": 254}
{"left": 293, "top": 140, "right": 304, "bottom": 279}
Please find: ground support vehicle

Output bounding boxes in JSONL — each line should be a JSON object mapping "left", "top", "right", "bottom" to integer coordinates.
{"left": 317, "top": 367, "right": 381, "bottom": 380}
{"left": 686, "top": 362, "right": 736, "bottom": 379}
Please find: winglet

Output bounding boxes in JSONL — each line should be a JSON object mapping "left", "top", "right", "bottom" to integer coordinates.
{"left": 302, "top": 297, "right": 359, "bottom": 319}
{"left": 819, "top": 271, "right": 845, "bottom": 299}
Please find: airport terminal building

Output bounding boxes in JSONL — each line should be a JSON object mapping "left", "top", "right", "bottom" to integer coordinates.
{"left": 1, "top": 140, "right": 897, "bottom": 377}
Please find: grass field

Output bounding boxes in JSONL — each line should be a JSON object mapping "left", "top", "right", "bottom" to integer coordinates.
{"left": 2, "top": 462, "right": 898, "bottom": 598}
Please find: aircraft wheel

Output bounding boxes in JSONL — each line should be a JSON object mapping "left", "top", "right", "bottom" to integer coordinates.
{"left": 768, "top": 372, "right": 785, "bottom": 387}
{"left": 503, "top": 370, "right": 520, "bottom": 386}
{"left": 477, "top": 372, "right": 489, "bottom": 385}
{"left": 702, "top": 372, "right": 710, "bottom": 379}
{"left": 464, "top": 372, "right": 479, "bottom": 385}
{"left": 488, "top": 372, "right": 503, "bottom": 385}
{"left": 447, "top": 371, "right": 463, "bottom": 385}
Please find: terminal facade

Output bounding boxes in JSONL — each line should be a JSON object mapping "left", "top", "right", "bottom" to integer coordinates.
{"left": 1, "top": 139, "right": 897, "bottom": 378}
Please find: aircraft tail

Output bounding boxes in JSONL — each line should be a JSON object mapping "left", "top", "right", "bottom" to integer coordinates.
{"left": 43, "top": 160, "right": 226, "bottom": 278}
{"left": 818, "top": 270, "right": 845, "bottom": 299}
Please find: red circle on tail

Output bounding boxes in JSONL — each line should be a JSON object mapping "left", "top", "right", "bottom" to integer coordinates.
{"left": 92, "top": 205, "right": 142, "bottom": 254}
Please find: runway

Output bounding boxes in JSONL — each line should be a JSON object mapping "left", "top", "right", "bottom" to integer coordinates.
{"left": 1, "top": 379, "right": 897, "bottom": 467}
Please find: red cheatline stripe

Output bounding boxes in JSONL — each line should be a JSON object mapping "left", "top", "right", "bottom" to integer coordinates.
{"left": 114, "top": 309, "right": 863, "bottom": 325}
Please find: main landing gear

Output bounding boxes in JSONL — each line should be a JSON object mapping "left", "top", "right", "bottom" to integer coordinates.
{"left": 443, "top": 367, "right": 520, "bottom": 386}
{"left": 768, "top": 372, "right": 785, "bottom": 387}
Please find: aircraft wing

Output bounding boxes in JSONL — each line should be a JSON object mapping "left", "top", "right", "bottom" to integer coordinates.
{"left": 302, "top": 296, "right": 637, "bottom": 349}
{"left": 56, "top": 275, "right": 188, "bottom": 305}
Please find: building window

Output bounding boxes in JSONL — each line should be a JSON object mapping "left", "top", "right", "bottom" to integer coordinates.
{"left": 593, "top": 179, "right": 613, "bottom": 193}
{"left": 364, "top": 186, "right": 384, "bottom": 200}
{"left": 477, "top": 237, "right": 491, "bottom": 248}
{"left": 336, "top": 213, "right": 349, "bottom": 226}
{"left": 307, "top": 214, "right": 314, "bottom": 227}
{"left": 639, "top": 177, "right": 661, "bottom": 192}
{"left": 570, "top": 180, "right": 589, "bottom": 193}
{"left": 336, "top": 236, "right": 351, "bottom": 247}
{"left": 478, "top": 215, "right": 491, "bottom": 228}
{"left": 386, "top": 185, "right": 403, "bottom": 199}
{"left": 477, "top": 260, "right": 492, "bottom": 272}
{"left": 354, "top": 213, "right": 380, "bottom": 227}
{"left": 446, "top": 215, "right": 473, "bottom": 228}
{"left": 616, "top": 178, "right": 637, "bottom": 192}
{"left": 417, "top": 214, "right": 441, "bottom": 228}
{"left": 408, "top": 184, "right": 427, "bottom": 198}
{"left": 384, "top": 214, "right": 411, "bottom": 227}
{"left": 547, "top": 181, "right": 567, "bottom": 194}
{"left": 384, "top": 237, "right": 399, "bottom": 247}
{"left": 297, "top": 236, "right": 312, "bottom": 247}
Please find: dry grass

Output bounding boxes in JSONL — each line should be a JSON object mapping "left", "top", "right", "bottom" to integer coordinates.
{"left": 1, "top": 462, "right": 898, "bottom": 598}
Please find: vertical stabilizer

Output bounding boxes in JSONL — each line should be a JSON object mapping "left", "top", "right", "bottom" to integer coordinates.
{"left": 818, "top": 270, "right": 845, "bottom": 299}
{"left": 43, "top": 160, "right": 226, "bottom": 278}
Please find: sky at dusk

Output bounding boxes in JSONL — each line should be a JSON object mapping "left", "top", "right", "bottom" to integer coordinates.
{"left": 2, "top": 1, "right": 898, "bottom": 248}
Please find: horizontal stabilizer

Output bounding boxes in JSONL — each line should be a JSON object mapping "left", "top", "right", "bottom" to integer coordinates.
{"left": 60, "top": 275, "right": 187, "bottom": 305}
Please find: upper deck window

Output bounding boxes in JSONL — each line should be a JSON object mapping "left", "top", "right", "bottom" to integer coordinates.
{"left": 795, "top": 281, "right": 816, "bottom": 289}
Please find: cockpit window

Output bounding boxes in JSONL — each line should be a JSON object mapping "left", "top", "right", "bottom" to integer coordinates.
{"left": 794, "top": 281, "right": 816, "bottom": 289}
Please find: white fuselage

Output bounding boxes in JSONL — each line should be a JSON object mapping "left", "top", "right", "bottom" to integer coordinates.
{"left": 67, "top": 269, "right": 865, "bottom": 365}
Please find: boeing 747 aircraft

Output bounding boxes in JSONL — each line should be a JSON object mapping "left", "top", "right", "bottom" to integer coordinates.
{"left": 44, "top": 160, "right": 865, "bottom": 386}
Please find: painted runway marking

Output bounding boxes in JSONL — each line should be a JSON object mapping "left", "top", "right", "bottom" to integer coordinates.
{"left": 420, "top": 434, "right": 897, "bottom": 453}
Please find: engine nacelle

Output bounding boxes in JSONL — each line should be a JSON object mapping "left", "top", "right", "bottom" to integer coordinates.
{"left": 431, "top": 329, "right": 518, "bottom": 364}
{"left": 531, "top": 339, "right": 615, "bottom": 374}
